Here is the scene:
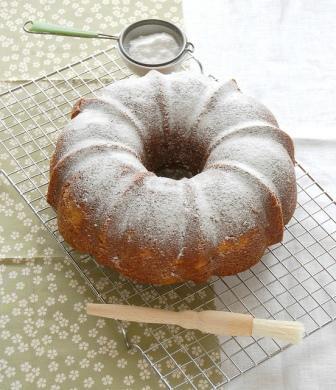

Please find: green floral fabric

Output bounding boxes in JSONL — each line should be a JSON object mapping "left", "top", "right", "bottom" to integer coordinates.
{"left": 0, "top": 0, "right": 185, "bottom": 388}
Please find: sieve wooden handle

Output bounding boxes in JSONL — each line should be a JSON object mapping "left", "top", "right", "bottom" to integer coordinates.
{"left": 87, "top": 303, "right": 304, "bottom": 344}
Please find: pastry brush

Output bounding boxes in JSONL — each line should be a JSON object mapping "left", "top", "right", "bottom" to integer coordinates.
{"left": 87, "top": 303, "right": 304, "bottom": 344}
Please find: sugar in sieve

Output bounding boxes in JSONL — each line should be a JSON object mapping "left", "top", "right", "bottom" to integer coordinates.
{"left": 23, "top": 19, "right": 203, "bottom": 75}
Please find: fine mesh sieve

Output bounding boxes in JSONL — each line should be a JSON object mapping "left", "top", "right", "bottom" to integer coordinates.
{"left": 23, "top": 19, "right": 202, "bottom": 75}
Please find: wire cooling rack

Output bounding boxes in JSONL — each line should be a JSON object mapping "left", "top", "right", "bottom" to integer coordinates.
{"left": 1, "top": 46, "right": 336, "bottom": 389}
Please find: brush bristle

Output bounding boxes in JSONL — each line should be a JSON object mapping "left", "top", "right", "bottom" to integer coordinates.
{"left": 252, "top": 318, "right": 305, "bottom": 344}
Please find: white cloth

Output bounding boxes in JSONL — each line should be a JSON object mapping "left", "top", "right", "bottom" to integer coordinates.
{"left": 183, "top": 1, "right": 336, "bottom": 388}
{"left": 184, "top": 0, "right": 336, "bottom": 141}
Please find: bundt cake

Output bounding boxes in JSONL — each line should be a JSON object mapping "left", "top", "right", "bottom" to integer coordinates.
{"left": 47, "top": 70, "right": 297, "bottom": 285}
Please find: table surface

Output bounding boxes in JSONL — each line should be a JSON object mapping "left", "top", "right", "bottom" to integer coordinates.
{"left": 1, "top": 0, "right": 336, "bottom": 389}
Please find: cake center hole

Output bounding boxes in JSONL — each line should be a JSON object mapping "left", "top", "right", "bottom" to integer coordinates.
{"left": 155, "top": 165, "right": 194, "bottom": 180}
{"left": 145, "top": 137, "right": 205, "bottom": 180}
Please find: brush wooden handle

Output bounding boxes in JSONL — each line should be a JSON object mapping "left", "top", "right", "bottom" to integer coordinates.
{"left": 87, "top": 303, "right": 253, "bottom": 336}
{"left": 87, "top": 303, "right": 304, "bottom": 344}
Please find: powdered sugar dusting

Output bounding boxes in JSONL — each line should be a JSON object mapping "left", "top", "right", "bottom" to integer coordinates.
{"left": 50, "top": 70, "right": 296, "bottom": 263}
{"left": 112, "top": 176, "right": 188, "bottom": 250}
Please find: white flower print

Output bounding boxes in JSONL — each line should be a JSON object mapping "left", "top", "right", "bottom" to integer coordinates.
{"left": 1, "top": 244, "right": 10, "bottom": 253}
{"left": 101, "top": 375, "right": 113, "bottom": 385}
{"left": 45, "top": 297, "right": 55, "bottom": 306}
{"left": 23, "top": 233, "right": 32, "bottom": 241}
{"left": 58, "top": 317, "right": 69, "bottom": 327}
{"left": 8, "top": 271, "right": 17, "bottom": 279}
{"left": 31, "top": 339, "right": 40, "bottom": 349}
{"left": 77, "top": 285, "right": 86, "bottom": 294}
{"left": 23, "top": 307, "right": 34, "bottom": 317}
{"left": 54, "top": 262, "right": 63, "bottom": 271}
{"left": 1, "top": 330, "right": 10, "bottom": 339}
{"left": 143, "top": 327, "right": 152, "bottom": 337}
{"left": 72, "top": 334, "right": 81, "bottom": 344}
{"left": 18, "top": 299, "right": 28, "bottom": 308}
{"left": 78, "top": 313, "right": 87, "bottom": 323}
{"left": 69, "top": 280, "right": 78, "bottom": 289}
{"left": 93, "top": 362, "right": 104, "bottom": 372}
{"left": 130, "top": 334, "right": 141, "bottom": 344}
{"left": 29, "top": 293, "right": 38, "bottom": 303}
{"left": 96, "top": 319, "right": 106, "bottom": 328}
{"left": 31, "top": 225, "right": 39, "bottom": 233}
{"left": 86, "top": 350, "right": 97, "bottom": 359}
{"left": 14, "top": 202, "right": 24, "bottom": 211}
{"left": 27, "top": 248, "right": 37, "bottom": 257}
{"left": 65, "top": 355, "right": 75, "bottom": 366}
{"left": 68, "top": 370, "right": 79, "bottom": 380}
{"left": 191, "top": 344, "right": 203, "bottom": 357}
{"left": 33, "top": 276, "right": 43, "bottom": 285}
{"left": 137, "top": 358, "right": 149, "bottom": 370}
{"left": 43, "top": 248, "right": 54, "bottom": 256}
{"left": 5, "top": 366, "right": 15, "bottom": 378}
{"left": 36, "top": 377, "right": 47, "bottom": 388}
{"left": 2, "top": 209, "right": 13, "bottom": 217}
{"left": 17, "top": 343, "right": 28, "bottom": 353}
{"left": 79, "top": 358, "right": 89, "bottom": 369}
{"left": 48, "top": 361, "right": 58, "bottom": 372}
{"left": 58, "top": 294, "right": 67, "bottom": 303}
{"left": 123, "top": 375, "right": 135, "bottom": 386}
{"left": 15, "top": 282, "right": 25, "bottom": 290}
{"left": 20, "top": 362, "right": 31, "bottom": 373}
{"left": 88, "top": 328, "right": 98, "bottom": 338}
{"left": 117, "top": 358, "right": 127, "bottom": 368}
{"left": 10, "top": 231, "right": 19, "bottom": 239}
{"left": 79, "top": 341, "right": 89, "bottom": 351}
{"left": 65, "top": 270, "right": 75, "bottom": 279}
{"left": 21, "top": 267, "right": 30, "bottom": 276}
{"left": 2, "top": 293, "right": 17, "bottom": 304}
{"left": 46, "top": 273, "right": 56, "bottom": 282}
{"left": 35, "top": 318, "right": 44, "bottom": 328}
{"left": 36, "top": 236, "right": 46, "bottom": 244}
{"left": 10, "top": 380, "right": 22, "bottom": 390}
{"left": 0, "top": 359, "right": 8, "bottom": 370}
{"left": 55, "top": 373, "right": 66, "bottom": 383}
{"left": 50, "top": 325, "right": 59, "bottom": 334}
{"left": 139, "top": 368, "right": 151, "bottom": 380}
{"left": 98, "top": 345, "right": 108, "bottom": 355}
{"left": 33, "top": 265, "right": 43, "bottom": 274}
{"left": 83, "top": 377, "right": 94, "bottom": 388}
{"left": 23, "top": 323, "right": 36, "bottom": 338}
{"left": 23, "top": 218, "right": 32, "bottom": 226}
{"left": 53, "top": 311, "right": 63, "bottom": 322}
{"left": 13, "top": 242, "right": 23, "bottom": 250}
{"left": 47, "top": 349, "right": 58, "bottom": 359}
{"left": 69, "top": 323, "right": 79, "bottom": 333}
{"left": 97, "top": 336, "right": 108, "bottom": 346}
{"left": 58, "top": 330, "right": 68, "bottom": 339}
{"left": 35, "top": 346, "right": 45, "bottom": 357}
{"left": 37, "top": 306, "right": 47, "bottom": 317}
